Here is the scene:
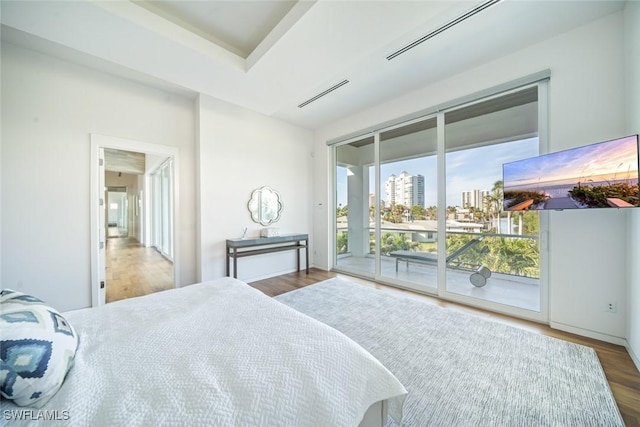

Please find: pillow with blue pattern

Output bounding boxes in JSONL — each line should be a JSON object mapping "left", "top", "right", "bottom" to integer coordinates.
{"left": 0, "top": 289, "right": 78, "bottom": 408}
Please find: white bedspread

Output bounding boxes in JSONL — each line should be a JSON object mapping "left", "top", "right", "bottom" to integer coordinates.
{"left": 2, "top": 278, "right": 406, "bottom": 426}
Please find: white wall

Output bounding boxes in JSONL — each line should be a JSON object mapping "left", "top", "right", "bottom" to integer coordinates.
{"left": 625, "top": 0, "right": 640, "bottom": 369}
{"left": 197, "top": 94, "right": 314, "bottom": 282}
{"left": 0, "top": 43, "right": 197, "bottom": 311}
{"left": 313, "top": 12, "right": 628, "bottom": 341}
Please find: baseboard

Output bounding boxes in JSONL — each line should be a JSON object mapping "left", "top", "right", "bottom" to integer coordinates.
{"left": 549, "top": 321, "right": 627, "bottom": 346}
{"left": 244, "top": 264, "right": 316, "bottom": 283}
{"left": 626, "top": 342, "right": 640, "bottom": 372}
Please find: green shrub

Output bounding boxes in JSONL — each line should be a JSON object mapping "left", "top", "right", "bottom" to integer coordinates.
{"left": 569, "top": 183, "right": 639, "bottom": 207}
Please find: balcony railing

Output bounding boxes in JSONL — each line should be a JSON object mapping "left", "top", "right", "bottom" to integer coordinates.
{"left": 336, "top": 226, "right": 539, "bottom": 279}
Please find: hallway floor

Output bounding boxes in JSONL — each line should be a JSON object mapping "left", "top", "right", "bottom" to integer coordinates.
{"left": 106, "top": 237, "right": 174, "bottom": 303}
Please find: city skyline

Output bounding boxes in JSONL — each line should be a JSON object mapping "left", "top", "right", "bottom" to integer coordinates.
{"left": 337, "top": 137, "right": 538, "bottom": 207}
{"left": 462, "top": 189, "right": 490, "bottom": 211}
{"left": 384, "top": 172, "right": 425, "bottom": 208}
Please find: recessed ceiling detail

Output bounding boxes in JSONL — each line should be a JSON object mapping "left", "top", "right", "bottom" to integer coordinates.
{"left": 298, "top": 80, "right": 350, "bottom": 108}
{"left": 0, "top": 0, "right": 625, "bottom": 129}
{"left": 132, "top": 0, "right": 297, "bottom": 59}
{"left": 386, "top": 0, "right": 503, "bottom": 61}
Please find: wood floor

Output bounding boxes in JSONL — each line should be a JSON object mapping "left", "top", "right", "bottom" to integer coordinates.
{"left": 105, "top": 237, "right": 174, "bottom": 303}
{"left": 251, "top": 268, "right": 640, "bottom": 427}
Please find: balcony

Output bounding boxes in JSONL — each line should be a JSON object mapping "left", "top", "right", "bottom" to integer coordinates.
{"left": 336, "top": 226, "right": 540, "bottom": 312}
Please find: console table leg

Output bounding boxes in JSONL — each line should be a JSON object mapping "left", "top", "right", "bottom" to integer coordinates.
{"left": 233, "top": 248, "right": 238, "bottom": 279}
{"left": 305, "top": 242, "right": 309, "bottom": 274}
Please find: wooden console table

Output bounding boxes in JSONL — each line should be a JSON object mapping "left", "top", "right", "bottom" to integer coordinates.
{"left": 226, "top": 233, "right": 309, "bottom": 279}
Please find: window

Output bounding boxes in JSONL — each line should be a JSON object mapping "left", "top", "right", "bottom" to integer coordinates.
{"left": 335, "top": 137, "right": 375, "bottom": 276}
{"left": 331, "top": 80, "right": 548, "bottom": 320}
{"left": 378, "top": 117, "right": 437, "bottom": 292}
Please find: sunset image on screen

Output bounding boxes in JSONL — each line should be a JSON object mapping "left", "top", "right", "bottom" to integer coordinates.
{"left": 503, "top": 135, "right": 639, "bottom": 210}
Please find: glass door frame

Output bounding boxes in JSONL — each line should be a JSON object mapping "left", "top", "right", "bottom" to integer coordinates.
{"left": 375, "top": 114, "right": 440, "bottom": 294}
{"left": 332, "top": 132, "right": 377, "bottom": 280}
{"left": 331, "top": 78, "right": 549, "bottom": 323}
{"left": 436, "top": 82, "right": 549, "bottom": 323}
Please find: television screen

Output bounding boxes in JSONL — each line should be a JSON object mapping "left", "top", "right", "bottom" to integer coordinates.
{"left": 503, "top": 135, "right": 639, "bottom": 211}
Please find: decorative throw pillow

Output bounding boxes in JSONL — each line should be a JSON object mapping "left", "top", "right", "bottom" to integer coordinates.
{"left": 0, "top": 289, "right": 78, "bottom": 408}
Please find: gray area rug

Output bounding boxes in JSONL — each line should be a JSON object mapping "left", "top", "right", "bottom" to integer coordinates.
{"left": 275, "top": 278, "right": 624, "bottom": 427}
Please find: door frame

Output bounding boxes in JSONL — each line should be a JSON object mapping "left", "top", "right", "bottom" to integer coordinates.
{"left": 90, "top": 133, "right": 180, "bottom": 307}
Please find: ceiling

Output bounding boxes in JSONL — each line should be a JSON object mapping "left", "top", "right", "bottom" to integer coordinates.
{"left": 0, "top": 0, "right": 626, "bottom": 130}
{"left": 104, "top": 149, "right": 146, "bottom": 175}
{"left": 132, "top": 0, "right": 297, "bottom": 58}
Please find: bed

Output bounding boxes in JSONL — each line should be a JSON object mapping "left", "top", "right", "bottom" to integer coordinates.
{"left": 0, "top": 278, "right": 406, "bottom": 426}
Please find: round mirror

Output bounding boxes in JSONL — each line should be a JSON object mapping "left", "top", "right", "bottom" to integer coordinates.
{"left": 248, "top": 186, "right": 283, "bottom": 226}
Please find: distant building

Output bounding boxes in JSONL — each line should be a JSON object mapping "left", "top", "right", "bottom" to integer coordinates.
{"left": 385, "top": 171, "right": 425, "bottom": 207}
{"left": 384, "top": 175, "right": 397, "bottom": 206}
{"left": 462, "top": 189, "right": 489, "bottom": 211}
{"left": 369, "top": 193, "right": 384, "bottom": 209}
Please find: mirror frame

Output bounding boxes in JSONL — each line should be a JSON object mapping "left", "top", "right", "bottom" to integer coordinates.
{"left": 248, "top": 186, "right": 283, "bottom": 226}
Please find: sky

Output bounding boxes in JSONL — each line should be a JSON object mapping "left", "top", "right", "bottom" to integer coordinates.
{"left": 503, "top": 135, "right": 639, "bottom": 189}
{"left": 337, "top": 137, "right": 539, "bottom": 207}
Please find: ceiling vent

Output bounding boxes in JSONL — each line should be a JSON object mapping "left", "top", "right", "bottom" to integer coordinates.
{"left": 298, "top": 79, "right": 350, "bottom": 108}
{"left": 386, "top": 0, "right": 502, "bottom": 61}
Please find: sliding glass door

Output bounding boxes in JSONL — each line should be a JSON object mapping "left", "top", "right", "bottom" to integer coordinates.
{"left": 378, "top": 118, "right": 438, "bottom": 292}
{"left": 335, "top": 136, "right": 376, "bottom": 276}
{"left": 443, "top": 87, "right": 541, "bottom": 310}
{"left": 332, "top": 82, "right": 547, "bottom": 319}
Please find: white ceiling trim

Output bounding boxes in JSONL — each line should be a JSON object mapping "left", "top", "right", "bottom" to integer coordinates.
{"left": 246, "top": 0, "right": 317, "bottom": 71}
{"left": 132, "top": 0, "right": 248, "bottom": 58}
{"left": 93, "top": 0, "right": 245, "bottom": 70}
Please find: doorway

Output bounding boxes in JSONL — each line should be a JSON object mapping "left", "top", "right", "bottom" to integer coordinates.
{"left": 103, "top": 167, "right": 173, "bottom": 303}
{"left": 107, "top": 187, "right": 128, "bottom": 238}
{"left": 90, "top": 134, "right": 180, "bottom": 307}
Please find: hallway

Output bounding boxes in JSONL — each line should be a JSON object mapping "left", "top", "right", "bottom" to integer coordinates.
{"left": 106, "top": 237, "right": 174, "bottom": 303}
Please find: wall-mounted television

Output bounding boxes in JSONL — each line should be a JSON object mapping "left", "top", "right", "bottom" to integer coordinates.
{"left": 503, "top": 134, "right": 639, "bottom": 211}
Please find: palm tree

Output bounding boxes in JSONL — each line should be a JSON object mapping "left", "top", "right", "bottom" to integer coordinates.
{"left": 411, "top": 205, "right": 425, "bottom": 221}
{"left": 426, "top": 206, "right": 437, "bottom": 221}
{"left": 446, "top": 206, "right": 457, "bottom": 220}
{"left": 387, "top": 204, "right": 406, "bottom": 223}
{"left": 485, "top": 180, "right": 504, "bottom": 233}
{"left": 488, "top": 237, "right": 539, "bottom": 277}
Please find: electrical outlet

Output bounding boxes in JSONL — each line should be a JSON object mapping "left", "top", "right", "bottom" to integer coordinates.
{"left": 606, "top": 302, "right": 617, "bottom": 313}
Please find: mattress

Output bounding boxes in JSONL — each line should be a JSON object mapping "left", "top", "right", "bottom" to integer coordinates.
{"left": 1, "top": 277, "right": 406, "bottom": 426}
